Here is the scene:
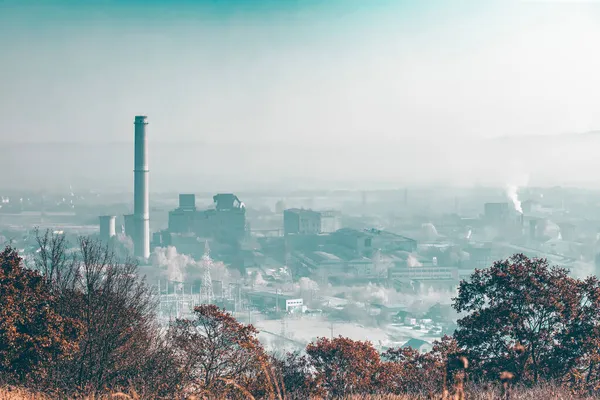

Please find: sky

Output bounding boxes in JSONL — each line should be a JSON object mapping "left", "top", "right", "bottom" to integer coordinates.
{"left": 1, "top": 0, "right": 600, "bottom": 190}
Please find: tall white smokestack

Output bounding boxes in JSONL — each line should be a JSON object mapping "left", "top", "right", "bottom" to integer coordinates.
{"left": 134, "top": 116, "right": 150, "bottom": 259}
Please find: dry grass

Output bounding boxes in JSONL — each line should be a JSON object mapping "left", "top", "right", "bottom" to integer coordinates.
{"left": 3, "top": 387, "right": 596, "bottom": 400}
{"left": 343, "top": 386, "right": 596, "bottom": 399}
{"left": 0, "top": 387, "right": 141, "bottom": 400}
{"left": 1, "top": 356, "right": 596, "bottom": 400}
{"left": 0, "top": 387, "right": 51, "bottom": 400}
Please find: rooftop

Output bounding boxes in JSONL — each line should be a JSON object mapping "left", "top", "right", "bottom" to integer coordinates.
{"left": 334, "top": 228, "right": 369, "bottom": 238}
{"left": 334, "top": 228, "right": 415, "bottom": 242}
{"left": 366, "top": 228, "right": 416, "bottom": 242}
{"left": 213, "top": 193, "right": 243, "bottom": 210}
{"left": 311, "top": 251, "right": 342, "bottom": 262}
{"left": 285, "top": 208, "right": 321, "bottom": 217}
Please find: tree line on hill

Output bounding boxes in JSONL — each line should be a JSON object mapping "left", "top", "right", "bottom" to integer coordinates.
{"left": 1, "top": 230, "right": 600, "bottom": 399}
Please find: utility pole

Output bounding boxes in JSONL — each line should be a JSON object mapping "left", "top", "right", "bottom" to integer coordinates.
{"left": 280, "top": 313, "right": 286, "bottom": 338}
{"left": 201, "top": 241, "right": 214, "bottom": 304}
{"left": 330, "top": 321, "right": 334, "bottom": 338}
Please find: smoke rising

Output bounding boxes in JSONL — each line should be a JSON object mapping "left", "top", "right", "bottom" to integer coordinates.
{"left": 505, "top": 173, "right": 530, "bottom": 214}
{"left": 329, "top": 283, "right": 454, "bottom": 310}
{"left": 506, "top": 185, "right": 523, "bottom": 214}
{"left": 150, "top": 246, "right": 233, "bottom": 287}
{"left": 407, "top": 254, "right": 422, "bottom": 268}
{"left": 252, "top": 271, "right": 268, "bottom": 287}
{"left": 150, "top": 246, "right": 190, "bottom": 284}
{"left": 297, "top": 277, "right": 319, "bottom": 292}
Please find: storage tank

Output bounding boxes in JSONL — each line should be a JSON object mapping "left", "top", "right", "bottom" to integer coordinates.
{"left": 99, "top": 215, "right": 116, "bottom": 243}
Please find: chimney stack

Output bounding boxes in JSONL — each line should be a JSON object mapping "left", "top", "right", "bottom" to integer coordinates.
{"left": 134, "top": 116, "right": 150, "bottom": 259}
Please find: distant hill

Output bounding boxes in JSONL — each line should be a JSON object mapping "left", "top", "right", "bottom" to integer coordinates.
{"left": 1, "top": 132, "right": 599, "bottom": 191}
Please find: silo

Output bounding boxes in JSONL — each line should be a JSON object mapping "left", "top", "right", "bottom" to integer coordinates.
{"left": 99, "top": 215, "right": 116, "bottom": 243}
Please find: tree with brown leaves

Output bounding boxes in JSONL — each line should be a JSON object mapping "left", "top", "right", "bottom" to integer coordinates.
{"left": 380, "top": 335, "right": 460, "bottom": 396}
{"left": 0, "top": 247, "right": 80, "bottom": 387}
{"left": 169, "top": 304, "right": 278, "bottom": 399}
{"left": 454, "top": 253, "right": 600, "bottom": 388}
{"left": 275, "top": 351, "right": 322, "bottom": 400}
{"left": 305, "top": 336, "right": 381, "bottom": 398}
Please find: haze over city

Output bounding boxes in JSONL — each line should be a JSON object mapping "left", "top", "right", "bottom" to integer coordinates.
{"left": 3, "top": 2, "right": 600, "bottom": 398}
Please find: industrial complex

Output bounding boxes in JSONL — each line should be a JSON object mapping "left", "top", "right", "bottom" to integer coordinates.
{"left": 2, "top": 115, "right": 600, "bottom": 352}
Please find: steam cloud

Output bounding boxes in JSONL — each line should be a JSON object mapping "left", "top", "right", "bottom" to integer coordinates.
{"left": 151, "top": 246, "right": 190, "bottom": 284}
{"left": 407, "top": 254, "right": 422, "bottom": 267}
{"left": 150, "top": 246, "right": 232, "bottom": 287}
{"left": 331, "top": 283, "right": 455, "bottom": 313}
{"left": 505, "top": 173, "right": 530, "bottom": 214}
{"left": 506, "top": 185, "right": 523, "bottom": 214}
{"left": 297, "top": 277, "right": 319, "bottom": 292}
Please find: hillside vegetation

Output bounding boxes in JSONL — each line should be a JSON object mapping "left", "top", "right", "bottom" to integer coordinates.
{"left": 2, "top": 231, "right": 600, "bottom": 399}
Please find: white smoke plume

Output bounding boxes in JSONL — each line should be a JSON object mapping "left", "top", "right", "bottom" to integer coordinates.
{"left": 252, "top": 271, "right": 268, "bottom": 287}
{"left": 297, "top": 277, "right": 320, "bottom": 292}
{"left": 114, "top": 233, "right": 133, "bottom": 254}
{"left": 346, "top": 283, "right": 388, "bottom": 304}
{"left": 420, "top": 223, "right": 439, "bottom": 241}
{"left": 330, "top": 283, "right": 454, "bottom": 311}
{"left": 210, "top": 260, "right": 231, "bottom": 283}
{"left": 407, "top": 254, "right": 422, "bottom": 267}
{"left": 505, "top": 173, "right": 529, "bottom": 214}
{"left": 150, "top": 247, "right": 234, "bottom": 295}
{"left": 150, "top": 246, "right": 194, "bottom": 284}
{"left": 506, "top": 185, "right": 523, "bottom": 214}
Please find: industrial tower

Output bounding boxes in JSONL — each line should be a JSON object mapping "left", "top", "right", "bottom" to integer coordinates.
{"left": 201, "top": 241, "right": 214, "bottom": 304}
{"left": 133, "top": 116, "right": 150, "bottom": 259}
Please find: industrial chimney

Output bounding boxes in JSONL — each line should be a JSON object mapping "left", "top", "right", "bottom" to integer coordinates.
{"left": 99, "top": 215, "right": 116, "bottom": 243}
{"left": 134, "top": 116, "right": 150, "bottom": 259}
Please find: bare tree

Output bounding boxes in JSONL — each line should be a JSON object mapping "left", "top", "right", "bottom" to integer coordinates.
{"left": 34, "top": 228, "right": 78, "bottom": 292}
{"left": 33, "top": 231, "right": 173, "bottom": 396}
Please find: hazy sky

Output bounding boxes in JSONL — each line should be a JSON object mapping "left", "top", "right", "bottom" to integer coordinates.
{"left": 1, "top": 1, "right": 600, "bottom": 190}
{"left": 2, "top": 0, "right": 600, "bottom": 145}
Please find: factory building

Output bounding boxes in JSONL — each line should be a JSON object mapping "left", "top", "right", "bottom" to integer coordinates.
{"left": 366, "top": 228, "right": 418, "bottom": 253}
{"left": 293, "top": 250, "right": 377, "bottom": 279}
{"left": 168, "top": 194, "right": 198, "bottom": 233}
{"left": 389, "top": 266, "right": 458, "bottom": 281}
{"left": 320, "top": 210, "right": 342, "bottom": 233}
{"left": 330, "top": 228, "right": 417, "bottom": 256}
{"left": 284, "top": 208, "right": 322, "bottom": 236}
{"left": 464, "top": 244, "right": 493, "bottom": 269}
{"left": 167, "top": 193, "right": 247, "bottom": 245}
{"left": 484, "top": 202, "right": 510, "bottom": 223}
{"left": 246, "top": 290, "right": 298, "bottom": 312}
{"left": 207, "top": 194, "right": 246, "bottom": 243}
{"left": 179, "top": 194, "right": 196, "bottom": 210}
